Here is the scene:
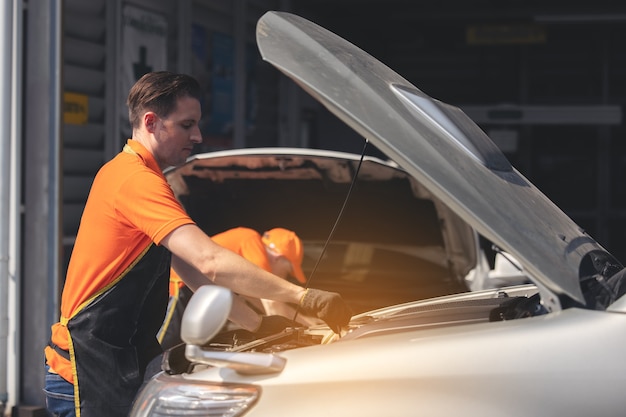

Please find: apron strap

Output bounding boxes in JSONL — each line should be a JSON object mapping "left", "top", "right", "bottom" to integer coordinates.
{"left": 48, "top": 339, "right": 70, "bottom": 361}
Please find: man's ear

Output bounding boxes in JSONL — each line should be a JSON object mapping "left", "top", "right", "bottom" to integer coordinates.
{"left": 144, "top": 112, "right": 158, "bottom": 133}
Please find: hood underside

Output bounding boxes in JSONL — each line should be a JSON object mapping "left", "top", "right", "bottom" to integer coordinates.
{"left": 255, "top": 11, "right": 617, "bottom": 304}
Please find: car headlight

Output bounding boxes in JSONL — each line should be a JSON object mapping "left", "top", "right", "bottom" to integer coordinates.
{"left": 130, "top": 373, "right": 259, "bottom": 417}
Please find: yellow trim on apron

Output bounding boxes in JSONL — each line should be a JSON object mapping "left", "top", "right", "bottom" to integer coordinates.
{"left": 157, "top": 284, "right": 181, "bottom": 344}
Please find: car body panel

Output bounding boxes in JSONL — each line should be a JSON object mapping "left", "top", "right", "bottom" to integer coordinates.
{"left": 179, "top": 299, "right": 626, "bottom": 417}
{"left": 256, "top": 11, "right": 612, "bottom": 304}
{"left": 133, "top": 281, "right": 626, "bottom": 417}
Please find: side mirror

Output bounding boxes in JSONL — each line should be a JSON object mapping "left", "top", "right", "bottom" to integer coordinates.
{"left": 181, "top": 285, "right": 287, "bottom": 375}
{"left": 181, "top": 285, "right": 232, "bottom": 345}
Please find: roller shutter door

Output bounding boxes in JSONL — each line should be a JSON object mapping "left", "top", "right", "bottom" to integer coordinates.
{"left": 62, "top": 0, "right": 107, "bottom": 267}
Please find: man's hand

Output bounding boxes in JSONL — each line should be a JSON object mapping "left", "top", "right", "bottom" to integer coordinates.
{"left": 299, "top": 289, "right": 352, "bottom": 333}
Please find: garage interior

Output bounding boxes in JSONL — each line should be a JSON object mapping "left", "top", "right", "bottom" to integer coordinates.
{"left": 59, "top": 0, "right": 626, "bottom": 270}
{"left": 9, "top": 0, "right": 626, "bottom": 414}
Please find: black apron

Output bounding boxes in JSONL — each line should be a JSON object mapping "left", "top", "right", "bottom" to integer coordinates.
{"left": 67, "top": 243, "right": 170, "bottom": 417}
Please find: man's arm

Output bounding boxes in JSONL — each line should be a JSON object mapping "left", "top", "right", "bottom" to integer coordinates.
{"left": 163, "top": 224, "right": 352, "bottom": 333}
{"left": 164, "top": 224, "right": 306, "bottom": 303}
{"left": 169, "top": 254, "right": 263, "bottom": 331}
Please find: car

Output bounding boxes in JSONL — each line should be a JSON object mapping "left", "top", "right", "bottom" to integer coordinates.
{"left": 130, "top": 11, "right": 626, "bottom": 417}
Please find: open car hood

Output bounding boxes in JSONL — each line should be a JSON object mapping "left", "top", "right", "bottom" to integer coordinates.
{"left": 255, "top": 11, "right": 614, "bottom": 305}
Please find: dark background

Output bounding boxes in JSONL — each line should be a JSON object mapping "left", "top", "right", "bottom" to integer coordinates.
{"left": 290, "top": 1, "right": 626, "bottom": 263}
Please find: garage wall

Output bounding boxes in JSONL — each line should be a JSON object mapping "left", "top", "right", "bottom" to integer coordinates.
{"left": 189, "top": 0, "right": 283, "bottom": 151}
{"left": 62, "top": 0, "right": 108, "bottom": 266}
{"left": 61, "top": 0, "right": 178, "bottom": 247}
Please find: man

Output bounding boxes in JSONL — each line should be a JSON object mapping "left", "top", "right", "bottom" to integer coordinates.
{"left": 159, "top": 227, "right": 321, "bottom": 350}
{"left": 43, "top": 71, "right": 352, "bottom": 417}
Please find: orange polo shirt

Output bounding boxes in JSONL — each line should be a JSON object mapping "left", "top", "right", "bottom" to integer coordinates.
{"left": 45, "top": 139, "right": 195, "bottom": 383}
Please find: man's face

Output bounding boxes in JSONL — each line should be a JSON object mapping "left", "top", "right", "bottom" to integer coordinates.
{"left": 152, "top": 95, "right": 202, "bottom": 169}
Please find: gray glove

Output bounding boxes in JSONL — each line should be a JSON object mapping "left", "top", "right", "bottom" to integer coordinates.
{"left": 299, "top": 288, "right": 352, "bottom": 333}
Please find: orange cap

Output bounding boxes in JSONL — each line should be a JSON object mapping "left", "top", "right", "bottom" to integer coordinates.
{"left": 262, "top": 228, "right": 307, "bottom": 284}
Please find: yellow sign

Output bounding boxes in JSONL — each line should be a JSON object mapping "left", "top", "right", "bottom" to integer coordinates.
{"left": 63, "top": 92, "right": 89, "bottom": 124}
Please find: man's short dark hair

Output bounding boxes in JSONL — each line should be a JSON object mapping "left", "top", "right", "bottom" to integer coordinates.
{"left": 127, "top": 71, "right": 202, "bottom": 129}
